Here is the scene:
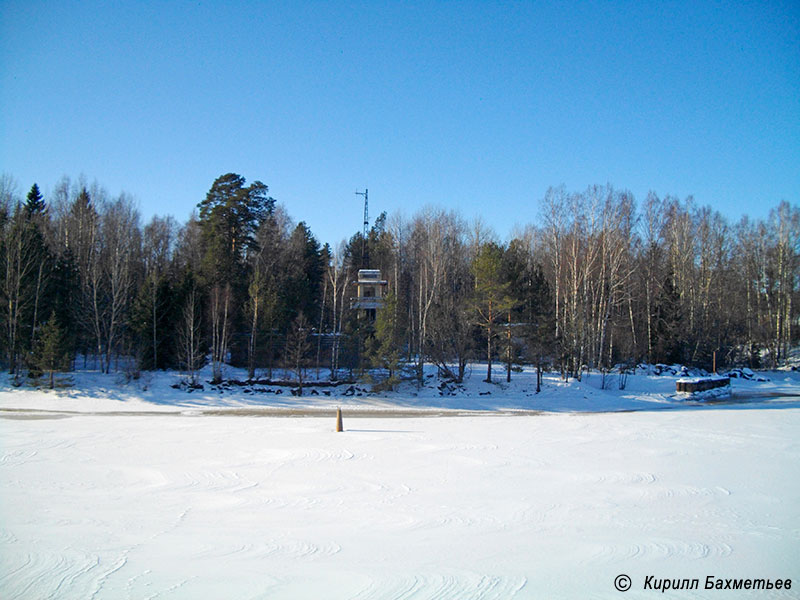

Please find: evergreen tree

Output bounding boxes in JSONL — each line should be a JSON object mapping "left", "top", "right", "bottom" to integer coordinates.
{"left": 197, "top": 173, "right": 274, "bottom": 379}
{"left": 652, "top": 271, "right": 684, "bottom": 364}
{"left": 472, "top": 242, "right": 515, "bottom": 383}
{"left": 24, "top": 184, "right": 47, "bottom": 217}
{"left": 523, "top": 264, "right": 555, "bottom": 392}
{"left": 283, "top": 222, "right": 323, "bottom": 325}
{"left": 250, "top": 212, "right": 291, "bottom": 377}
{"left": 501, "top": 239, "right": 555, "bottom": 386}
{"left": 65, "top": 187, "right": 99, "bottom": 366}
{"left": 366, "top": 292, "right": 402, "bottom": 387}
{"left": 21, "top": 186, "right": 55, "bottom": 368}
{"left": 34, "top": 311, "right": 69, "bottom": 388}
{"left": 339, "top": 307, "right": 365, "bottom": 378}
{"left": 44, "top": 249, "right": 79, "bottom": 366}
{"left": 197, "top": 173, "right": 274, "bottom": 285}
{"left": 4, "top": 201, "right": 53, "bottom": 377}
{"left": 130, "top": 274, "right": 176, "bottom": 370}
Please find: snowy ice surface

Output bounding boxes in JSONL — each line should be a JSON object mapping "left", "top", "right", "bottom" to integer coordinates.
{"left": 1, "top": 365, "right": 799, "bottom": 598}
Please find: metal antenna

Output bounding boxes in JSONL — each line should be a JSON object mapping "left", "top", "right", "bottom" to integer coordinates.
{"left": 355, "top": 188, "right": 368, "bottom": 238}
{"left": 355, "top": 188, "right": 368, "bottom": 265}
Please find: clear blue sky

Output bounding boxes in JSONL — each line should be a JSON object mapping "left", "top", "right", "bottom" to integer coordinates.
{"left": 1, "top": 1, "right": 798, "bottom": 247}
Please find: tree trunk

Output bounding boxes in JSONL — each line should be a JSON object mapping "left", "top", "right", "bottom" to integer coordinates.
{"left": 151, "top": 278, "right": 158, "bottom": 370}
{"left": 536, "top": 362, "right": 542, "bottom": 393}
{"left": 486, "top": 299, "right": 493, "bottom": 383}
{"left": 316, "top": 276, "right": 327, "bottom": 380}
{"left": 211, "top": 284, "right": 231, "bottom": 384}
{"left": 506, "top": 310, "right": 512, "bottom": 383}
{"left": 248, "top": 292, "right": 259, "bottom": 379}
{"left": 31, "top": 261, "right": 45, "bottom": 350}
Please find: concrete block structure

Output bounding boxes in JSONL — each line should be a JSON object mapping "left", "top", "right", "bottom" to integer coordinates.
{"left": 351, "top": 269, "right": 388, "bottom": 320}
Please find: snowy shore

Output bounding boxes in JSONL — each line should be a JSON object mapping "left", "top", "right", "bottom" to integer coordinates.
{"left": 2, "top": 363, "right": 800, "bottom": 416}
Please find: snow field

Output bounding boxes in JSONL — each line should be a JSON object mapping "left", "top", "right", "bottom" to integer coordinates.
{"left": 2, "top": 408, "right": 798, "bottom": 598}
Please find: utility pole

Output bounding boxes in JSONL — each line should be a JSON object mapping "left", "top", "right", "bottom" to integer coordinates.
{"left": 355, "top": 188, "right": 368, "bottom": 266}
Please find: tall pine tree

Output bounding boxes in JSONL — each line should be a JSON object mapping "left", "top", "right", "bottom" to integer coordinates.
{"left": 197, "top": 173, "right": 275, "bottom": 381}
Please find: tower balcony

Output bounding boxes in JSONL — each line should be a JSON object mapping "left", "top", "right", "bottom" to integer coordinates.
{"left": 350, "top": 297, "right": 384, "bottom": 310}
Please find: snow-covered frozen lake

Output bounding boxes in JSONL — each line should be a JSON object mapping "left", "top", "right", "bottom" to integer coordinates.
{"left": 2, "top": 400, "right": 798, "bottom": 598}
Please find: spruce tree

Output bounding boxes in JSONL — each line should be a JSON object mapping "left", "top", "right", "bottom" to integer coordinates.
{"left": 35, "top": 311, "right": 69, "bottom": 388}
{"left": 283, "top": 222, "right": 323, "bottom": 326}
{"left": 130, "top": 274, "right": 176, "bottom": 370}
{"left": 24, "top": 184, "right": 46, "bottom": 217}
{"left": 366, "top": 292, "right": 402, "bottom": 388}
{"left": 653, "top": 272, "right": 684, "bottom": 364}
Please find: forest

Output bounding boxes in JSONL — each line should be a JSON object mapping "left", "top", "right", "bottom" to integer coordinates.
{"left": 1, "top": 172, "right": 798, "bottom": 388}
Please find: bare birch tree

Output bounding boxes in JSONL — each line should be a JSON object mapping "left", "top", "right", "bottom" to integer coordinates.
{"left": 178, "top": 282, "right": 203, "bottom": 383}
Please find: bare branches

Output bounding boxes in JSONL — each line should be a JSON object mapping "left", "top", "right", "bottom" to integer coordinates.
{"left": 1, "top": 171, "right": 797, "bottom": 382}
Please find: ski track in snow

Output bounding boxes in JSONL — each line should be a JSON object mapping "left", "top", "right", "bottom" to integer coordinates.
{"left": 1, "top": 406, "right": 799, "bottom": 598}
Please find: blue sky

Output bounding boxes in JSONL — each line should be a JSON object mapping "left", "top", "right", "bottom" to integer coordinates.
{"left": 1, "top": 1, "right": 798, "bottom": 246}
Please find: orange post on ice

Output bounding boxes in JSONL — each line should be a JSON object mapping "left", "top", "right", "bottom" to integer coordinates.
{"left": 336, "top": 407, "right": 344, "bottom": 432}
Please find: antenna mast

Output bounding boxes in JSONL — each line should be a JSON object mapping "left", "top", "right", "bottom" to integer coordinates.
{"left": 355, "top": 188, "right": 368, "bottom": 264}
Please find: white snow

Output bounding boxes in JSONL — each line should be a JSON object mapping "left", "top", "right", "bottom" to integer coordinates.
{"left": 1, "top": 365, "right": 799, "bottom": 598}
{"left": 675, "top": 375, "right": 730, "bottom": 383}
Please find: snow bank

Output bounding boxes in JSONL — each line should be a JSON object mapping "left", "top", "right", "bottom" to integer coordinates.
{"left": 2, "top": 363, "right": 800, "bottom": 416}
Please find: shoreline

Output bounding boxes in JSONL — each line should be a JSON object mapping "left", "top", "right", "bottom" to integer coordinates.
{"left": 4, "top": 392, "right": 800, "bottom": 420}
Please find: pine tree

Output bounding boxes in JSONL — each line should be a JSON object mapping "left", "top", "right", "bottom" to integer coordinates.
{"left": 472, "top": 242, "right": 515, "bottom": 383}
{"left": 197, "top": 173, "right": 274, "bottom": 285}
{"left": 197, "top": 174, "right": 275, "bottom": 379}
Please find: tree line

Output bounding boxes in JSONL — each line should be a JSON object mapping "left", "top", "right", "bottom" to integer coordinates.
{"left": 0, "top": 173, "right": 797, "bottom": 388}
